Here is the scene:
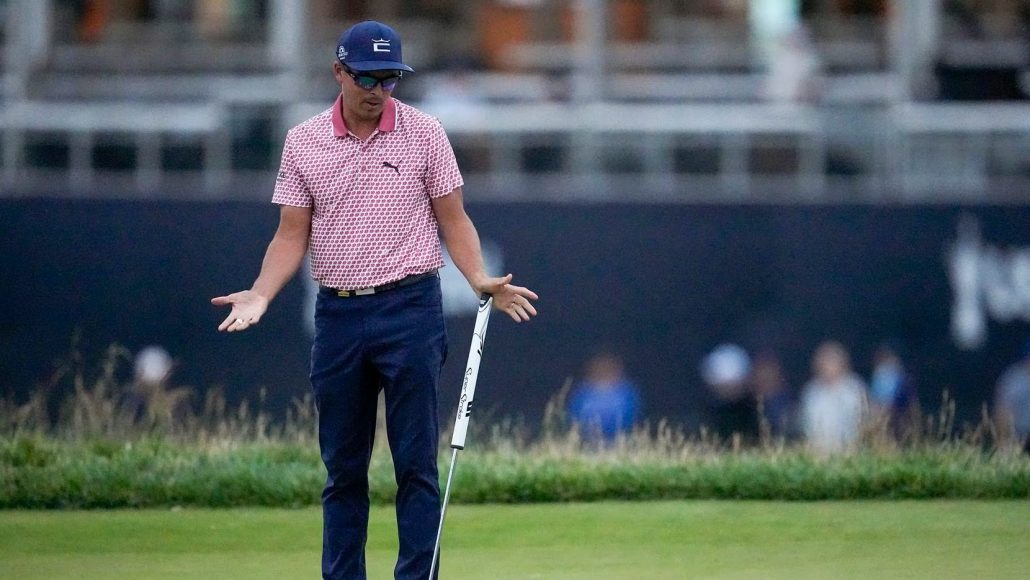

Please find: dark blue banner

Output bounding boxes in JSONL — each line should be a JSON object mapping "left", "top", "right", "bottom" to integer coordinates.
{"left": 2, "top": 199, "right": 1029, "bottom": 431}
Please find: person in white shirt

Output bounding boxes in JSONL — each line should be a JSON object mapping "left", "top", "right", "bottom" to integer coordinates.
{"left": 801, "top": 341, "right": 867, "bottom": 455}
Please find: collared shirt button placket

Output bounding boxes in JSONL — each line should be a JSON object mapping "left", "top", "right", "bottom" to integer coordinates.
{"left": 358, "top": 142, "right": 367, "bottom": 173}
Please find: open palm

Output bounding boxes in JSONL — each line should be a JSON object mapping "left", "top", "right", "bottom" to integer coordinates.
{"left": 211, "top": 290, "right": 269, "bottom": 332}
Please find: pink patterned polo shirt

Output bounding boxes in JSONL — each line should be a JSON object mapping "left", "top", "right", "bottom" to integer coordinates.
{"left": 272, "top": 95, "right": 463, "bottom": 290}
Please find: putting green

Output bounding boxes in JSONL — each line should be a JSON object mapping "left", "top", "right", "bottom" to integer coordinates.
{"left": 1, "top": 501, "right": 1027, "bottom": 579}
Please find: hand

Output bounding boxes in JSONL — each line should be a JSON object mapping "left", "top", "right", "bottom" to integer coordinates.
{"left": 475, "top": 274, "right": 539, "bottom": 323}
{"left": 211, "top": 290, "right": 269, "bottom": 332}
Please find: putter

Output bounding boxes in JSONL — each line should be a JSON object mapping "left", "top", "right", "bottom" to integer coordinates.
{"left": 429, "top": 294, "right": 493, "bottom": 579}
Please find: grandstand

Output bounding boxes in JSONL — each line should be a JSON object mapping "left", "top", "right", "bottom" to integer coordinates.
{"left": 1, "top": 0, "right": 1028, "bottom": 202}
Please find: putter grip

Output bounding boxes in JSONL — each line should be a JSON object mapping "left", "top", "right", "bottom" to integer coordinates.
{"left": 450, "top": 294, "right": 492, "bottom": 449}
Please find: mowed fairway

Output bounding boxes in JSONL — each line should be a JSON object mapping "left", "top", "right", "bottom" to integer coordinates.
{"left": 1, "top": 501, "right": 1027, "bottom": 579}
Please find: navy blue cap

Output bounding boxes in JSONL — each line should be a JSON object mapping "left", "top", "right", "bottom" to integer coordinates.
{"left": 336, "top": 21, "right": 414, "bottom": 73}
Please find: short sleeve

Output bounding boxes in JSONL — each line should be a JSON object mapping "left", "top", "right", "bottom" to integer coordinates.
{"left": 271, "top": 131, "right": 312, "bottom": 207}
{"left": 424, "top": 119, "right": 464, "bottom": 199}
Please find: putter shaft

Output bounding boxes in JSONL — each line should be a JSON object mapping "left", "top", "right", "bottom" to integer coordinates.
{"left": 430, "top": 295, "right": 492, "bottom": 578}
{"left": 429, "top": 448, "right": 460, "bottom": 578}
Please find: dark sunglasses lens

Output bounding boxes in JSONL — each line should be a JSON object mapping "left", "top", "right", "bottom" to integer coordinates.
{"left": 355, "top": 75, "right": 378, "bottom": 90}
{"left": 381, "top": 77, "right": 399, "bottom": 91}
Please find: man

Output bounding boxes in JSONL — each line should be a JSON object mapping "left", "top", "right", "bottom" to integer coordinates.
{"left": 212, "top": 21, "right": 538, "bottom": 580}
{"left": 567, "top": 352, "right": 640, "bottom": 446}
{"left": 800, "top": 341, "right": 867, "bottom": 456}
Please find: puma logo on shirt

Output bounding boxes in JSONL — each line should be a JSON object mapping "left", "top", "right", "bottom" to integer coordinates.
{"left": 383, "top": 161, "right": 400, "bottom": 175}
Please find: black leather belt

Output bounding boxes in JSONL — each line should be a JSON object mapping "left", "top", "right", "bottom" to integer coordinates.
{"left": 322, "top": 270, "right": 438, "bottom": 298}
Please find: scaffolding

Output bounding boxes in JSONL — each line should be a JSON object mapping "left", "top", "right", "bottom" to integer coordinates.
{"left": 1, "top": 0, "right": 1028, "bottom": 202}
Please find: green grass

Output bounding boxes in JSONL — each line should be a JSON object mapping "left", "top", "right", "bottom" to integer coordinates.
{"left": 5, "top": 350, "right": 1028, "bottom": 508}
{"left": 1, "top": 501, "right": 1027, "bottom": 579}
{"left": 3, "top": 436, "right": 1028, "bottom": 507}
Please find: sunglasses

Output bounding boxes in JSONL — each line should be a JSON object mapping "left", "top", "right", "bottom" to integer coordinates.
{"left": 343, "top": 68, "right": 402, "bottom": 92}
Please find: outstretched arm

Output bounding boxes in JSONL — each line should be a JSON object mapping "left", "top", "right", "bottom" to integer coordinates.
{"left": 211, "top": 204, "right": 312, "bottom": 332}
{"left": 431, "top": 187, "right": 538, "bottom": 322}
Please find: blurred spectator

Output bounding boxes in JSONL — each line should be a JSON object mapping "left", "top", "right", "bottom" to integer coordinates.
{"left": 762, "top": 23, "right": 822, "bottom": 103}
{"left": 79, "top": 0, "right": 110, "bottom": 43}
{"left": 869, "top": 341, "right": 918, "bottom": 438}
{"left": 751, "top": 350, "right": 795, "bottom": 439}
{"left": 478, "top": 0, "right": 543, "bottom": 70}
{"left": 196, "top": 0, "right": 265, "bottom": 40}
{"left": 124, "top": 344, "right": 175, "bottom": 422}
{"left": 567, "top": 352, "right": 641, "bottom": 445}
{"left": 195, "top": 0, "right": 234, "bottom": 39}
{"left": 700, "top": 343, "right": 757, "bottom": 441}
{"left": 750, "top": 0, "right": 822, "bottom": 103}
{"left": 134, "top": 344, "right": 173, "bottom": 386}
{"left": 994, "top": 340, "right": 1030, "bottom": 453}
{"left": 801, "top": 341, "right": 867, "bottom": 455}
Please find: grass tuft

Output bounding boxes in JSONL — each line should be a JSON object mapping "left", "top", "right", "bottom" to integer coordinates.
{"left": 1, "top": 346, "right": 1028, "bottom": 508}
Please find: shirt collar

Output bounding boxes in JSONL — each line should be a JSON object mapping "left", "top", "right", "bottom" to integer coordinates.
{"left": 331, "top": 94, "right": 397, "bottom": 138}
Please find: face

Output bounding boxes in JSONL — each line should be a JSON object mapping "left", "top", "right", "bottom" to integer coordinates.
{"left": 585, "top": 354, "right": 624, "bottom": 387}
{"left": 334, "top": 62, "right": 401, "bottom": 122}
{"left": 752, "top": 357, "right": 784, "bottom": 395}
{"left": 813, "top": 343, "right": 849, "bottom": 382}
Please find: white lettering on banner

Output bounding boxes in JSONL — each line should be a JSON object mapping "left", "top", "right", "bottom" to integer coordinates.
{"left": 947, "top": 214, "right": 1030, "bottom": 350}
{"left": 372, "top": 38, "right": 391, "bottom": 53}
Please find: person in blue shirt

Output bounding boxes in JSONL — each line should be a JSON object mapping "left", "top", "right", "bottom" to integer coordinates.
{"left": 869, "top": 340, "right": 918, "bottom": 439}
{"left": 567, "top": 352, "right": 641, "bottom": 445}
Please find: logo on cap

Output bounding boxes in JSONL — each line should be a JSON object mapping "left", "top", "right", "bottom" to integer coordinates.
{"left": 335, "top": 21, "right": 414, "bottom": 72}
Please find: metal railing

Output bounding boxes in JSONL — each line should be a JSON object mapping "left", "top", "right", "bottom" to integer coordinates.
{"left": 2, "top": 99, "right": 1029, "bottom": 202}
{"left": 0, "top": 101, "right": 230, "bottom": 194}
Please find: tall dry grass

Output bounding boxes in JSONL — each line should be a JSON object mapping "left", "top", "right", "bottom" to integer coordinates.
{"left": 2, "top": 349, "right": 1028, "bottom": 507}
{"left": 1, "top": 346, "right": 1026, "bottom": 462}
{"left": 0, "top": 345, "right": 317, "bottom": 445}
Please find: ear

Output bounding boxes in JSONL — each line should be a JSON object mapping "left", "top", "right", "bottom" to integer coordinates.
{"left": 333, "top": 61, "right": 346, "bottom": 82}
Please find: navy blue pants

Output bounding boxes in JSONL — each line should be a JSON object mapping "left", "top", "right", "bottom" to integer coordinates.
{"left": 310, "top": 275, "right": 447, "bottom": 580}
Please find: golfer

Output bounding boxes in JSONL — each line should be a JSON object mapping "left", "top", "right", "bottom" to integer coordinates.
{"left": 212, "top": 20, "right": 537, "bottom": 580}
